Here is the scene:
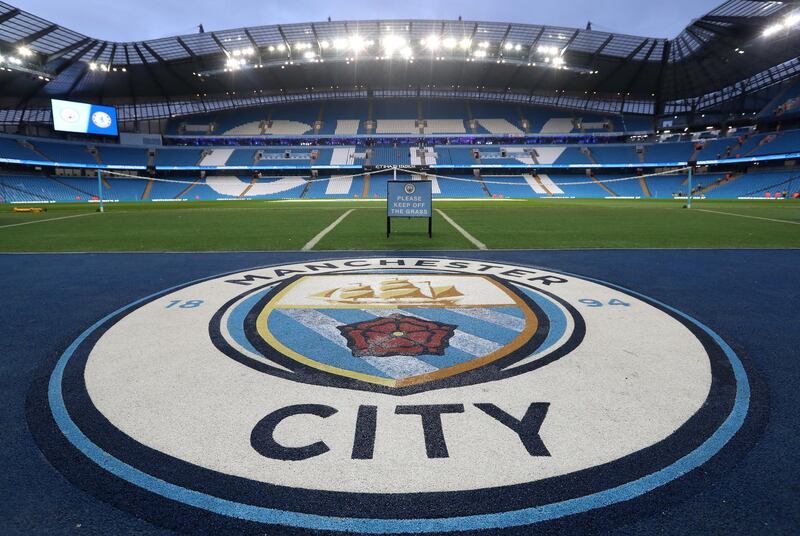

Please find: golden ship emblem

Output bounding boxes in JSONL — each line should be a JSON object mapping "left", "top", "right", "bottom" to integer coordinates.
{"left": 311, "top": 278, "right": 464, "bottom": 306}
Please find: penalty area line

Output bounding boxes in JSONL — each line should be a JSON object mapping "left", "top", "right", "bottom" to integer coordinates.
{"left": 0, "top": 211, "right": 98, "bottom": 229}
{"left": 302, "top": 209, "right": 355, "bottom": 251}
{"left": 693, "top": 208, "right": 800, "bottom": 226}
{"left": 435, "top": 208, "right": 487, "bottom": 250}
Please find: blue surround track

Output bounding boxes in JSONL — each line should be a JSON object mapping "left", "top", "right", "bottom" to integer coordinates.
{"left": 1, "top": 250, "right": 796, "bottom": 535}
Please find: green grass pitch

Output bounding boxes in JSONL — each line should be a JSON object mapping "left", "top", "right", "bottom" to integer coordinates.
{"left": 0, "top": 198, "right": 798, "bottom": 252}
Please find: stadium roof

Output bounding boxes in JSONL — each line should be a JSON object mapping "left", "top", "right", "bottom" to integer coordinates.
{"left": 0, "top": 0, "right": 798, "bottom": 118}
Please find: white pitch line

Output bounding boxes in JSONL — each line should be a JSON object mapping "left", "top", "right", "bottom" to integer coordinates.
{"left": 0, "top": 211, "right": 97, "bottom": 229}
{"left": 435, "top": 208, "right": 487, "bottom": 250}
{"left": 301, "top": 208, "right": 355, "bottom": 251}
{"left": 694, "top": 208, "right": 800, "bottom": 226}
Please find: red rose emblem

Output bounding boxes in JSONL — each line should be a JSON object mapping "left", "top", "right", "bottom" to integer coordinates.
{"left": 338, "top": 314, "right": 457, "bottom": 357}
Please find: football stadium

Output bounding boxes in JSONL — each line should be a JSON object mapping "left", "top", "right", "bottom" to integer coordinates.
{"left": 1, "top": 0, "right": 798, "bottom": 534}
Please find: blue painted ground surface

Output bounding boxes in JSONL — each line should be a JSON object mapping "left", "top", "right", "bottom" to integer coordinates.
{"left": 0, "top": 250, "right": 798, "bottom": 535}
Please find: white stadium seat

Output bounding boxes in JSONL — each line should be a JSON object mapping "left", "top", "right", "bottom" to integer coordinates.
{"left": 476, "top": 118, "right": 523, "bottom": 135}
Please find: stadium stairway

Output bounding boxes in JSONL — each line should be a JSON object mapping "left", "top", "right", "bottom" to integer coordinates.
{"left": 589, "top": 172, "right": 618, "bottom": 197}
{"left": 51, "top": 176, "right": 94, "bottom": 197}
{"left": 299, "top": 180, "right": 312, "bottom": 199}
{"left": 477, "top": 174, "right": 492, "bottom": 197}
{"left": 361, "top": 175, "right": 370, "bottom": 198}
{"left": 88, "top": 146, "right": 103, "bottom": 166}
{"left": 239, "top": 177, "right": 257, "bottom": 197}
{"left": 639, "top": 174, "right": 652, "bottom": 197}
{"left": 581, "top": 147, "right": 599, "bottom": 166}
{"left": 538, "top": 175, "right": 565, "bottom": 196}
{"left": 19, "top": 139, "right": 52, "bottom": 162}
{"left": 176, "top": 178, "right": 202, "bottom": 198}
{"left": 142, "top": 179, "right": 154, "bottom": 200}
{"left": 522, "top": 174, "right": 549, "bottom": 196}
{"left": 698, "top": 173, "right": 742, "bottom": 195}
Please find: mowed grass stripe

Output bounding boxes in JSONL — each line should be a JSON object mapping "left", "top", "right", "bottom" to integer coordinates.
{"left": 0, "top": 203, "right": 346, "bottom": 252}
{"left": 0, "top": 198, "right": 798, "bottom": 252}
{"left": 438, "top": 199, "right": 800, "bottom": 249}
{"left": 313, "top": 207, "right": 477, "bottom": 250}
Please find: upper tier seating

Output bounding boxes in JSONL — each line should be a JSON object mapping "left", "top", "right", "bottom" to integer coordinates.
{"left": 0, "top": 137, "right": 47, "bottom": 162}
{"left": 99, "top": 146, "right": 148, "bottom": 167}
{"left": 164, "top": 99, "right": 657, "bottom": 137}
{"left": 155, "top": 148, "right": 202, "bottom": 167}
{"left": 320, "top": 100, "right": 369, "bottom": 135}
{"left": 375, "top": 119, "right": 419, "bottom": 134}
{"left": 334, "top": 120, "right": 360, "bottom": 136}
{"left": 749, "top": 130, "right": 800, "bottom": 156}
{"left": 762, "top": 78, "right": 800, "bottom": 118}
{"left": 475, "top": 118, "right": 523, "bottom": 136}
{"left": 264, "top": 121, "right": 314, "bottom": 136}
{"left": 641, "top": 142, "right": 694, "bottom": 163}
{"left": 34, "top": 141, "right": 97, "bottom": 165}
{"left": 424, "top": 119, "right": 467, "bottom": 135}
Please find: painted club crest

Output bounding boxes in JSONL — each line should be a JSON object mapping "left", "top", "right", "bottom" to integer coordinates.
{"left": 236, "top": 274, "right": 548, "bottom": 390}
{"left": 31, "top": 258, "right": 754, "bottom": 534}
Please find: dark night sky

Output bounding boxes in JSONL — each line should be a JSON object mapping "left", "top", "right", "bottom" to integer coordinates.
{"left": 11, "top": 0, "right": 722, "bottom": 40}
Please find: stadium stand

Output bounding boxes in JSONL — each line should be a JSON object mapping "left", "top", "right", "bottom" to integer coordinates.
{"left": 154, "top": 148, "right": 203, "bottom": 167}
{"left": 98, "top": 146, "right": 148, "bottom": 167}
{"left": 0, "top": 136, "right": 48, "bottom": 162}
{"left": 641, "top": 141, "right": 694, "bottom": 163}
{"left": 371, "top": 146, "right": 412, "bottom": 166}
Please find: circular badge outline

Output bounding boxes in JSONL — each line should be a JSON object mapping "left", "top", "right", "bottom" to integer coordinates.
{"left": 27, "top": 258, "right": 750, "bottom": 533}
{"left": 91, "top": 110, "right": 112, "bottom": 128}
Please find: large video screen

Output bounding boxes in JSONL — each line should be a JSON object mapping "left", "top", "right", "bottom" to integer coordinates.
{"left": 51, "top": 99, "right": 118, "bottom": 136}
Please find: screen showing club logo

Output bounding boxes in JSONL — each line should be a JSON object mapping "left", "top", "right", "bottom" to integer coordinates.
{"left": 51, "top": 99, "right": 118, "bottom": 135}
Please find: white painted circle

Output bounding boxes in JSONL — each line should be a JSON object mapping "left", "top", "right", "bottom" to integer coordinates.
{"left": 82, "top": 258, "right": 712, "bottom": 493}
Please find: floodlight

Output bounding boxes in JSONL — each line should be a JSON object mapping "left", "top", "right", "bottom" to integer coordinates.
{"left": 303, "top": 50, "right": 316, "bottom": 59}
{"left": 442, "top": 37, "right": 457, "bottom": 49}
{"left": 349, "top": 35, "right": 369, "bottom": 53}
{"left": 762, "top": 23, "right": 783, "bottom": 37}
{"left": 424, "top": 35, "right": 441, "bottom": 50}
{"left": 17, "top": 46, "right": 32, "bottom": 57}
{"left": 382, "top": 35, "right": 406, "bottom": 55}
{"left": 504, "top": 42, "right": 514, "bottom": 51}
